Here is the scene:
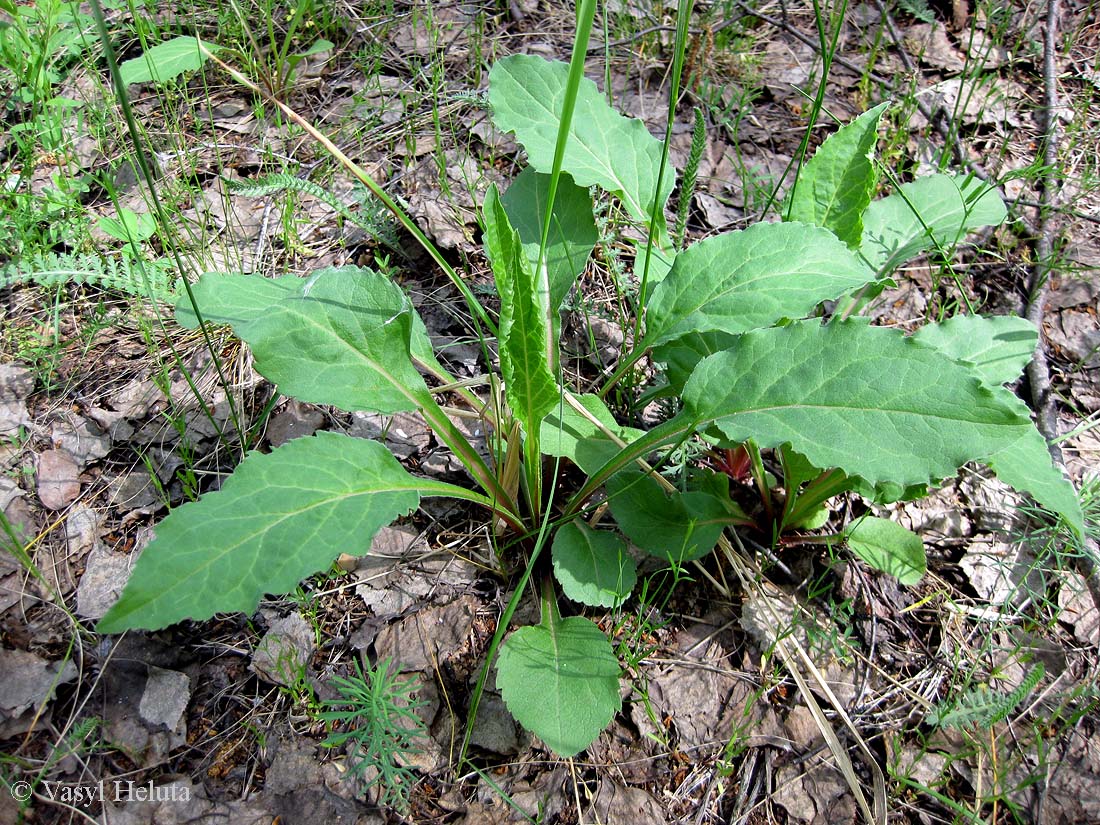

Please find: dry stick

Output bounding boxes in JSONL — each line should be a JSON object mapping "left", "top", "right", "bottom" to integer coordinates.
{"left": 1029, "top": 0, "right": 1100, "bottom": 608}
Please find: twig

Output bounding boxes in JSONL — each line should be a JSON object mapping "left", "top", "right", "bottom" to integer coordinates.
{"left": 1025, "top": 0, "right": 1064, "bottom": 461}
{"left": 1025, "top": 0, "right": 1100, "bottom": 609}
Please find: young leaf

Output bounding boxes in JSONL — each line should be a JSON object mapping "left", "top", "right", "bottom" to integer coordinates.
{"left": 912, "top": 315, "right": 1038, "bottom": 387}
{"left": 489, "top": 54, "right": 675, "bottom": 240}
{"left": 97, "top": 433, "right": 422, "bottom": 633}
{"left": 552, "top": 521, "right": 636, "bottom": 608}
{"left": 482, "top": 185, "right": 559, "bottom": 434}
{"left": 644, "top": 222, "right": 874, "bottom": 349}
{"left": 500, "top": 168, "right": 597, "bottom": 317}
{"left": 540, "top": 394, "right": 643, "bottom": 475}
{"left": 860, "top": 174, "right": 1006, "bottom": 274}
{"left": 845, "top": 516, "right": 926, "bottom": 585}
{"left": 496, "top": 612, "right": 621, "bottom": 757}
{"left": 176, "top": 269, "right": 429, "bottom": 414}
{"left": 119, "top": 35, "right": 218, "bottom": 86}
{"left": 681, "top": 320, "right": 1081, "bottom": 531}
{"left": 607, "top": 469, "right": 729, "bottom": 564}
{"left": 785, "top": 102, "right": 889, "bottom": 248}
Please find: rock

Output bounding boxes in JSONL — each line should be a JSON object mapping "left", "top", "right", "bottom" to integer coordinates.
{"left": 587, "top": 783, "right": 667, "bottom": 825}
{"left": 36, "top": 449, "right": 81, "bottom": 510}
{"left": 466, "top": 691, "right": 524, "bottom": 755}
{"left": 349, "top": 411, "right": 431, "bottom": 460}
{"left": 51, "top": 417, "right": 111, "bottom": 467}
{"left": 266, "top": 400, "right": 325, "bottom": 447}
{"left": 251, "top": 613, "right": 315, "bottom": 686}
{"left": 959, "top": 538, "right": 1043, "bottom": 607}
{"left": 1058, "top": 572, "right": 1100, "bottom": 645}
{"left": 109, "top": 469, "right": 163, "bottom": 515}
{"left": 77, "top": 534, "right": 146, "bottom": 621}
{"left": 138, "top": 667, "right": 190, "bottom": 731}
{"left": 374, "top": 595, "right": 479, "bottom": 673}
{"left": 904, "top": 22, "right": 966, "bottom": 72}
{"left": 0, "top": 363, "right": 34, "bottom": 437}
{"left": 773, "top": 762, "right": 856, "bottom": 824}
{"left": 0, "top": 648, "right": 77, "bottom": 721}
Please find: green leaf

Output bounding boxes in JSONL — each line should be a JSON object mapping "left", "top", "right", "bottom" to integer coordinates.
{"left": 652, "top": 330, "right": 736, "bottom": 393}
{"left": 483, "top": 186, "right": 559, "bottom": 434}
{"left": 500, "top": 168, "right": 597, "bottom": 317}
{"left": 489, "top": 54, "right": 675, "bottom": 239}
{"left": 913, "top": 315, "right": 1038, "bottom": 387}
{"left": 119, "top": 35, "right": 218, "bottom": 86}
{"left": 786, "top": 102, "right": 889, "bottom": 248}
{"left": 98, "top": 208, "right": 157, "bottom": 244}
{"left": 97, "top": 433, "right": 422, "bottom": 632}
{"left": 644, "top": 222, "right": 874, "bottom": 349}
{"left": 607, "top": 469, "right": 729, "bottom": 564}
{"left": 552, "top": 521, "right": 636, "bottom": 608}
{"left": 177, "top": 268, "right": 429, "bottom": 414}
{"left": 983, "top": 411, "right": 1084, "bottom": 534}
{"left": 681, "top": 320, "right": 1080, "bottom": 530}
{"left": 860, "top": 174, "right": 1007, "bottom": 274}
{"left": 540, "top": 394, "right": 643, "bottom": 475}
{"left": 496, "top": 612, "right": 621, "bottom": 757}
{"left": 846, "top": 516, "right": 926, "bottom": 585}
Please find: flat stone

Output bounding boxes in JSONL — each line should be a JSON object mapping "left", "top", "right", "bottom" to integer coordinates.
{"left": 0, "top": 648, "right": 77, "bottom": 717}
{"left": 374, "top": 595, "right": 478, "bottom": 673}
{"left": 77, "top": 541, "right": 138, "bottom": 620}
{"left": 138, "top": 666, "right": 191, "bottom": 735}
{"left": 0, "top": 363, "right": 34, "bottom": 437}
{"left": 251, "top": 613, "right": 315, "bottom": 686}
{"left": 587, "top": 783, "right": 667, "bottom": 825}
{"left": 51, "top": 418, "right": 111, "bottom": 467}
{"left": 36, "top": 449, "right": 81, "bottom": 510}
{"left": 266, "top": 400, "right": 325, "bottom": 447}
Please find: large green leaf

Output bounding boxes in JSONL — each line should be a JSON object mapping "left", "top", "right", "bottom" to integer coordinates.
{"left": 681, "top": 320, "right": 1082, "bottom": 530}
{"left": 860, "top": 174, "right": 1007, "bottom": 274}
{"left": 786, "top": 102, "right": 889, "bottom": 248}
{"left": 552, "top": 521, "right": 636, "bottom": 608}
{"left": 540, "top": 394, "right": 643, "bottom": 475}
{"left": 913, "top": 315, "right": 1038, "bottom": 387}
{"left": 607, "top": 469, "right": 729, "bottom": 564}
{"left": 119, "top": 35, "right": 218, "bottom": 86}
{"left": 652, "top": 330, "right": 736, "bottom": 392}
{"left": 97, "top": 433, "right": 423, "bottom": 632}
{"left": 177, "top": 268, "right": 429, "bottom": 414}
{"left": 496, "top": 611, "right": 621, "bottom": 757}
{"left": 489, "top": 54, "right": 674, "bottom": 239}
{"left": 500, "top": 168, "right": 597, "bottom": 316}
{"left": 644, "top": 222, "right": 874, "bottom": 349}
{"left": 483, "top": 186, "right": 559, "bottom": 434}
{"left": 983, "top": 403, "right": 1083, "bottom": 533}
{"left": 846, "top": 517, "right": 926, "bottom": 585}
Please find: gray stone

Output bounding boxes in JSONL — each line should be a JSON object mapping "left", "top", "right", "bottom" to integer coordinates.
{"left": 77, "top": 538, "right": 144, "bottom": 620}
{"left": 51, "top": 417, "right": 111, "bottom": 467}
{"left": 138, "top": 667, "right": 191, "bottom": 735}
{"left": 36, "top": 449, "right": 80, "bottom": 509}
{"left": 251, "top": 613, "right": 315, "bottom": 686}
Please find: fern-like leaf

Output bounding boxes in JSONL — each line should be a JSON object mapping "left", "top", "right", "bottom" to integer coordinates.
{"left": 225, "top": 173, "right": 400, "bottom": 250}
{"left": 928, "top": 664, "right": 1045, "bottom": 729}
{"left": 0, "top": 252, "right": 178, "bottom": 303}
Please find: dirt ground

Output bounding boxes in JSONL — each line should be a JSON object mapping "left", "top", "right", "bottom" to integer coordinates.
{"left": 2, "top": 1, "right": 1099, "bottom": 823}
